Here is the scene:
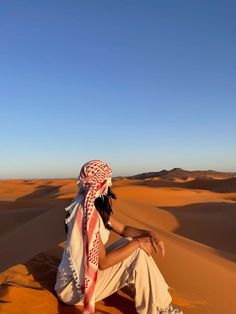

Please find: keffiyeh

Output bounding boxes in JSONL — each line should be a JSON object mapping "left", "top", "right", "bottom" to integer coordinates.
{"left": 64, "top": 160, "right": 112, "bottom": 314}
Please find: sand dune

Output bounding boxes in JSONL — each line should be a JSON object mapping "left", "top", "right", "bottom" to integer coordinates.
{"left": 126, "top": 176, "right": 236, "bottom": 193}
{"left": 0, "top": 178, "right": 236, "bottom": 314}
{"left": 127, "top": 167, "right": 236, "bottom": 180}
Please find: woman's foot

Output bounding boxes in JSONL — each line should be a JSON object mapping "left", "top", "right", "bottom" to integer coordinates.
{"left": 159, "top": 304, "right": 183, "bottom": 314}
{"left": 167, "top": 304, "right": 183, "bottom": 314}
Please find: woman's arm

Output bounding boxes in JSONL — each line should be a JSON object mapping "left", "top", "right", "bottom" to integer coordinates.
{"left": 109, "top": 214, "right": 165, "bottom": 258}
{"left": 98, "top": 235, "right": 141, "bottom": 270}
{"left": 109, "top": 214, "right": 151, "bottom": 237}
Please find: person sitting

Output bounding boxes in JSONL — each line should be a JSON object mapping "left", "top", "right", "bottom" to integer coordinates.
{"left": 54, "top": 159, "right": 183, "bottom": 314}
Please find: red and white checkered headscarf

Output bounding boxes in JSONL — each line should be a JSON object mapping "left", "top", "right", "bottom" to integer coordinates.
{"left": 65, "top": 160, "right": 112, "bottom": 314}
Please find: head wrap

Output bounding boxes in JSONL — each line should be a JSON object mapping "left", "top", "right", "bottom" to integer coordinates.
{"left": 64, "top": 160, "right": 112, "bottom": 314}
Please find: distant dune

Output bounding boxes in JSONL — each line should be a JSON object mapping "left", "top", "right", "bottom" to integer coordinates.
{"left": 126, "top": 167, "right": 236, "bottom": 180}
{"left": 0, "top": 169, "right": 236, "bottom": 314}
{"left": 120, "top": 175, "right": 236, "bottom": 194}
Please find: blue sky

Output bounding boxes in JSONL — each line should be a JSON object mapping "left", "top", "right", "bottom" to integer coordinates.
{"left": 0, "top": 1, "right": 235, "bottom": 179}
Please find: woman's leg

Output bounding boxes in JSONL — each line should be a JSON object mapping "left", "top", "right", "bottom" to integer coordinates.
{"left": 94, "top": 237, "right": 172, "bottom": 314}
{"left": 57, "top": 237, "right": 172, "bottom": 313}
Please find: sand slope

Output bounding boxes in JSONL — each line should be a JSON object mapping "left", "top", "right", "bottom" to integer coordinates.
{"left": 0, "top": 178, "right": 236, "bottom": 314}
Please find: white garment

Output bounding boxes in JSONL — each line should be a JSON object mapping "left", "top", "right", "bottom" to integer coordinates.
{"left": 54, "top": 211, "right": 110, "bottom": 294}
{"left": 54, "top": 213, "right": 172, "bottom": 314}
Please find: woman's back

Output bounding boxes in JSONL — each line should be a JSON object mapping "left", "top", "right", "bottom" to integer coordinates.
{"left": 54, "top": 202, "right": 111, "bottom": 293}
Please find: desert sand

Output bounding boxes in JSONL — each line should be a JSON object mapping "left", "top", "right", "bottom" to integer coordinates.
{"left": 0, "top": 175, "right": 236, "bottom": 314}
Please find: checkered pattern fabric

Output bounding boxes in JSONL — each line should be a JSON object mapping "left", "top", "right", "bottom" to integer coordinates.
{"left": 65, "top": 160, "right": 112, "bottom": 314}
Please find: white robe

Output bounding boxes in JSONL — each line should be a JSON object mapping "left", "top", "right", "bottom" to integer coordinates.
{"left": 54, "top": 213, "right": 172, "bottom": 313}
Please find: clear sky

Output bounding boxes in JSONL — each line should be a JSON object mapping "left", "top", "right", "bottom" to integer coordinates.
{"left": 0, "top": 1, "right": 235, "bottom": 179}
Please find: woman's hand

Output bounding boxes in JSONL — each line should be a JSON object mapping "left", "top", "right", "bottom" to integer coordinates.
{"left": 149, "top": 231, "right": 165, "bottom": 259}
{"left": 136, "top": 236, "right": 153, "bottom": 256}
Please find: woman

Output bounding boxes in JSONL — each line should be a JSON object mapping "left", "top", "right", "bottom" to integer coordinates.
{"left": 54, "top": 160, "right": 183, "bottom": 314}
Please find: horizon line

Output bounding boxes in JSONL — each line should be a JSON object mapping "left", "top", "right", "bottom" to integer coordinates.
{"left": 0, "top": 167, "right": 236, "bottom": 181}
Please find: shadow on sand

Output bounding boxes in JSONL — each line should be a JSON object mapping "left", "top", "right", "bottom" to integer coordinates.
{"left": 159, "top": 202, "right": 236, "bottom": 263}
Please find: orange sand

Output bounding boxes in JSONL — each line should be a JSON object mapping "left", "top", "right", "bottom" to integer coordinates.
{"left": 0, "top": 177, "right": 236, "bottom": 314}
